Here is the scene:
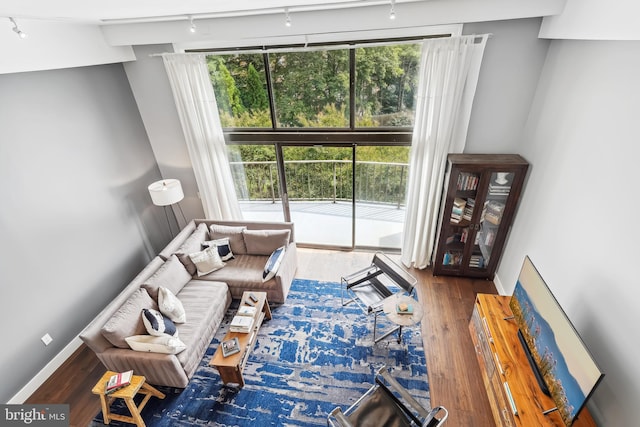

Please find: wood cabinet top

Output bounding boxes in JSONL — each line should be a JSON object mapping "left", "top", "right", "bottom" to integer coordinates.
{"left": 448, "top": 153, "right": 528, "bottom": 166}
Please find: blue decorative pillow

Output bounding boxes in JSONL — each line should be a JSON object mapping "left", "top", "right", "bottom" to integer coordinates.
{"left": 142, "top": 308, "right": 178, "bottom": 337}
{"left": 202, "top": 237, "right": 235, "bottom": 261}
{"left": 263, "top": 246, "right": 286, "bottom": 282}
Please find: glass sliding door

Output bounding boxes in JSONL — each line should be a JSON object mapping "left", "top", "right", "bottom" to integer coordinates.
{"left": 281, "top": 145, "right": 354, "bottom": 248}
{"left": 227, "top": 144, "right": 285, "bottom": 222}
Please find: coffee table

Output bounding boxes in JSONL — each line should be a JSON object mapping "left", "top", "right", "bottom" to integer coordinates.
{"left": 381, "top": 294, "right": 424, "bottom": 344}
{"left": 210, "top": 291, "right": 271, "bottom": 387}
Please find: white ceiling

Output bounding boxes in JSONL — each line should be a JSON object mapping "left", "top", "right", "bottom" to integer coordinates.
{"left": 0, "top": 0, "right": 398, "bottom": 23}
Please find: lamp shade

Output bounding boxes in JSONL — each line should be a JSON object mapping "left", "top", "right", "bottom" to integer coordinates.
{"left": 148, "top": 179, "right": 184, "bottom": 206}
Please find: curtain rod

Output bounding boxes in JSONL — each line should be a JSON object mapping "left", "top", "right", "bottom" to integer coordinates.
{"left": 150, "top": 33, "right": 490, "bottom": 57}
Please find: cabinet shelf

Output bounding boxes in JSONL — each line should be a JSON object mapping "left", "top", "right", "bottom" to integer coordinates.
{"left": 433, "top": 154, "right": 528, "bottom": 279}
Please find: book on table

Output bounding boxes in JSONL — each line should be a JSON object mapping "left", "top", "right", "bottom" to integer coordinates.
{"left": 237, "top": 305, "right": 257, "bottom": 317}
{"left": 221, "top": 337, "right": 241, "bottom": 357}
{"left": 230, "top": 315, "right": 254, "bottom": 333}
{"left": 105, "top": 370, "right": 133, "bottom": 394}
{"left": 396, "top": 302, "right": 414, "bottom": 315}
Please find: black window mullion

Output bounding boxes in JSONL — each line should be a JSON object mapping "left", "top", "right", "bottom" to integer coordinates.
{"left": 263, "top": 52, "right": 278, "bottom": 130}
{"left": 349, "top": 47, "right": 356, "bottom": 130}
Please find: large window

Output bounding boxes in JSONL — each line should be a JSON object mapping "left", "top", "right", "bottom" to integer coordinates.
{"left": 205, "top": 41, "right": 422, "bottom": 250}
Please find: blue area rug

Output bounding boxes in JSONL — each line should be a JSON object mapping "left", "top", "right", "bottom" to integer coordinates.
{"left": 90, "top": 279, "right": 429, "bottom": 426}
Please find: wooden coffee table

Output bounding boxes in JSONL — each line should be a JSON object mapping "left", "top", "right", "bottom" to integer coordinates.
{"left": 210, "top": 291, "right": 271, "bottom": 387}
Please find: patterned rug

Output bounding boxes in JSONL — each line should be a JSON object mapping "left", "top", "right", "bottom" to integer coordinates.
{"left": 90, "top": 279, "right": 429, "bottom": 426}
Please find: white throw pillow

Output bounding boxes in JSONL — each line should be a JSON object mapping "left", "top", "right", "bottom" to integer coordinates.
{"left": 158, "top": 286, "right": 187, "bottom": 324}
{"left": 125, "top": 335, "right": 186, "bottom": 354}
{"left": 263, "top": 246, "right": 286, "bottom": 282}
{"left": 202, "top": 237, "right": 235, "bottom": 261}
{"left": 142, "top": 308, "right": 178, "bottom": 337}
{"left": 188, "top": 247, "right": 225, "bottom": 276}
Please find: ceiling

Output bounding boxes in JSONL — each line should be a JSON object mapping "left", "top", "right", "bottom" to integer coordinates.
{"left": 0, "top": 0, "right": 400, "bottom": 23}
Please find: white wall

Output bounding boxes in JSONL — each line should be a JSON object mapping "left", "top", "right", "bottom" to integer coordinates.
{"left": 497, "top": 40, "right": 640, "bottom": 427}
{"left": 0, "top": 64, "right": 170, "bottom": 403}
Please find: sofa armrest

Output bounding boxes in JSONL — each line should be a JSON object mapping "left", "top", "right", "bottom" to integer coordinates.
{"left": 274, "top": 242, "right": 298, "bottom": 303}
{"left": 97, "top": 348, "right": 190, "bottom": 388}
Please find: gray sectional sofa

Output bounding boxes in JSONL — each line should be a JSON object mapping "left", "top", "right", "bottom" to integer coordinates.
{"left": 79, "top": 219, "right": 297, "bottom": 388}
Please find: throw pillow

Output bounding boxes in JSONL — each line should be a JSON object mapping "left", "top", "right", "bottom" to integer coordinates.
{"left": 101, "top": 288, "right": 156, "bottom": 349}
{"left": 209, "top": 224, "right": 247, "bottom": 255}
{"left": 263, "top": 246, "right": 286, "bottom": 282}
{"left": 189, "top": 247, "right": 225, "bottom": 276}
{"left": 142, "top": 308, "right": 178, "bottom": 337}
{"left": 158, "top": 286, "right": 186, "bottom": 323}
{"left": 174, "top": 223, "right": 209, "bottom": 275}
{"left": 243, "top": 229, "right": 291, "bottom": 255}
{"left": 202, "top": 237, "right": 235, "bottom": 261}
{"left": 125, "top": 335, "right": 186, "bottom": 355}
{"left": 141, "top": 254, "right": 191, "bottom": 301}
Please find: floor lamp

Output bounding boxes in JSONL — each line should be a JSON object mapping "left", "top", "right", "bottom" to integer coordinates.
{"left": 148, "top": 179, "right": 188, "bottom": 237}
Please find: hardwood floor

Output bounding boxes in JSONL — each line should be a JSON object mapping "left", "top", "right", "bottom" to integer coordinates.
{"left": 26, "top": 248, "right": 496, "bottom": 426}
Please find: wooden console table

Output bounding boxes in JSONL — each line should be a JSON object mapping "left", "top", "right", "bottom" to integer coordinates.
{"left": 469, "top": 294, "right": 597, "bottom": 427}
{"left": 210, "top": 291, "right": 271, "bottom": 387}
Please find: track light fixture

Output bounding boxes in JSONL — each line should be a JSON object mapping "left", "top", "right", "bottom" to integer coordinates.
{"left": 188, "top": 16, "right": 197, "bottom": 33}
{"left": 284, "top": 8, "right": 292, "bottom": 27}
{"left": 389, "top": 0, "right": 396, "bottom": 20}
{"left": 9, "top": 17, "right": 27, "bottom": 39}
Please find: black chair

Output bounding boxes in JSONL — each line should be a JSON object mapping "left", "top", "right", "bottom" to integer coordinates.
{"left": 341, "top": 252, "right": 417, "bottom": 342}
{"left": 327, "top": 366, "right": 448, "bottom": 427}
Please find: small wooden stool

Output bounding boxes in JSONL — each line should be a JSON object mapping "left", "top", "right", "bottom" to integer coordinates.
{"left": 92, "top": 371, "right": 165, "bottom": 427}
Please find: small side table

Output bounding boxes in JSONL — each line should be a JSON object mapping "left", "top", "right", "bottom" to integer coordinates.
{"left": 92, "top": 371, "right": 165, "bottom": 427}
{"left": 381, "top": 294, "right": 424, "bottom": 344}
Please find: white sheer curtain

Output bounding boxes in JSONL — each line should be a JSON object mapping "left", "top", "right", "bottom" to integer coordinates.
{"left": 162, "top": 53, "right": 242, "bottom": 220}
{"left": 401, "top": 35, "right": 488, "bottom": 269}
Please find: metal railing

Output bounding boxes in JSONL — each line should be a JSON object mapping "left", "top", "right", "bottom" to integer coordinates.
{"left": 230, "top": 160, "right": 407, "bottom": 208}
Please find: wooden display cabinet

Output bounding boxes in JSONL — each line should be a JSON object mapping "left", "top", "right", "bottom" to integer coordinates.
{"left": 469, "top": 294, "right": 597, "bottom": 427}
{"left": 433, "top": 154, "right": 529, "bottom": 279}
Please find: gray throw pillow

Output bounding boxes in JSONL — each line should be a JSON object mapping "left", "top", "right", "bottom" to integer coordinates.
{"left": 175, "top": 223, "right": 209, "bottom": 275}
{"left": 101, "top": 288, "right": 156, "bottom": 349}
{"left": 243, "top": 229, "right": 291, "bottom": 255}
{"left": 141, "top": 254, "right": 191, "bottom": 301}
{"left": 209, "top": 224, "right": 247, "bottom": 255}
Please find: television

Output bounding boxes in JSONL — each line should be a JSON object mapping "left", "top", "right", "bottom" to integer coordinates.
{"left": 509, "top": 256, "right": 604, "bottom": 426}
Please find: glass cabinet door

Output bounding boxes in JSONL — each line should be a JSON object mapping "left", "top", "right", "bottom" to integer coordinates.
{"left": 474, "top": 171, "right": 514, "bottom": 270}
{"left": 440, "top": 171, "right": 480, "bottom": 270}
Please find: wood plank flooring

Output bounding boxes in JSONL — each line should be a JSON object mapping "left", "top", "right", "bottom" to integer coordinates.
{"left": 26, "top": 248, "right": 496, "bottom": 426}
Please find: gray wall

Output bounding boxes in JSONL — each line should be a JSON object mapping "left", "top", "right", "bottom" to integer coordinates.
{"left": 496, "top": 40, "right": 640, "bottom": 426}
{"left": 463, "top": 18, "right": 550, "bottom": 153}
{"left": 0, "top": 64, "right": 169, "bottom": 403}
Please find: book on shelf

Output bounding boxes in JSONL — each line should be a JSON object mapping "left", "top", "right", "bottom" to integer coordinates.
{"left": 230, "top": 315, "right": 254, "bottom": 333}
{"left": 105, "top": 370, "right": 133, "bottom": 394}
{"left": 462, "top": 198, "right": 475, "bottom": 221}
{"left": 450, "top": 197, "right": 466, "bottom": 223}
{"left": 456, "top": 172, "right": 479, "bottom": 191}
{"left": 221, "top": 337, "right": 241, "bottom": 357}
{"left": 396, "top": 302, "right": 414, "bottom": 315}
{"left": 237, "top": 305, "right": 257, "bottom": 317}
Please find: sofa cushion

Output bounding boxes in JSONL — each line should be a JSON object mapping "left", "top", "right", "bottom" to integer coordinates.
{"left": 101, "top": 288, "right": 156, "bottom": 349}
{"left": 174, "top": 223, "right": 209, "bottom": 275}
{"left": 142, "top": 308, "right": 178, "bottom": 337}
{"left": 125, "top": 335, "right": 186, "bottom": 355}
{"left": 142, "top": 254, "right": 191, "bottom": 301}
{"left": 243, "top": 229, "right": 291, "bottom": 255}
{"left": 175, "top": 280, "right": 231, "bottom": 378}
{"left": 209, "top": 224, "right": 247, "bottom": 255}
{"left": 203, "top": 237, "right": 235, "bottom": 261}
{"left": 158, "top": 286, "right": 186, "bottom": 323}
{"left": 263, "top": 246, "right": 286, "bottom": 282}
{"left": 189, "top": 247, "right": 225, "bottom": 276}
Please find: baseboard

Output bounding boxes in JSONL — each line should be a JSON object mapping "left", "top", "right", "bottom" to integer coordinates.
{"left": 493, "top": 272, "right": 508, "bottom": 295}
{"left": 8, "top": 337, "right": 83, "bottom": 404}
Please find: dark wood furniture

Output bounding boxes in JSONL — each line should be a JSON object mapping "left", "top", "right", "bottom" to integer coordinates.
{"left": 210, "top": 291, "right": 271, "bottom": 387}
{"left": 433, "top": 154, "right": 529, "bottom": 279}
{"left": 469, "top": 294, "right": 597, "bottom": 427}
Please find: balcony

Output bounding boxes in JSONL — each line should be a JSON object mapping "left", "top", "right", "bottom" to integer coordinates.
{"left": 231, "top": 159, "right": 407, "bottom": 249}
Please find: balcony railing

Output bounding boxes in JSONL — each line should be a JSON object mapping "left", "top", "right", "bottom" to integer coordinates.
{"left": 230, "top": 160, "right": 407, "bottom": 208}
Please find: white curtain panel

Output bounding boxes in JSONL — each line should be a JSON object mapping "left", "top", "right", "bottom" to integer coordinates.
{"left": 401, "top": 35, "right": 488, "bottom": 269}
{"left": 162, "top": 53, "right": 242, "bottom": 220}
